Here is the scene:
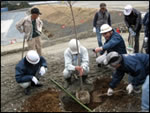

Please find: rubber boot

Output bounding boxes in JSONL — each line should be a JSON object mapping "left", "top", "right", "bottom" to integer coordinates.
{"left": 64, "top": 77, "right": 72, "bottom": 89}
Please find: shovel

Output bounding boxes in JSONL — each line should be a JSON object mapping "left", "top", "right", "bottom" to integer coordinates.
{"left": 21, "top": 35, "right": 26, "bottom": 59}
{"left": 76, "top": 72, "right": 90, "bottom": 104}
{"left": 92, "top": 89, "right": 126, "bottom": 103}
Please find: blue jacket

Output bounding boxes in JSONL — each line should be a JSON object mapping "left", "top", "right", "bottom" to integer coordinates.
{"left": 101, "top": 30, "right": 127, "bottom": 55}
{"left": 109, "top": 53, "right": 149, "bottom": 89}
{"left": 15, "top": 56, "right": 47, "bottom": 83}
{"left": 143, "top": 11, "right": 149, "bottom": 38}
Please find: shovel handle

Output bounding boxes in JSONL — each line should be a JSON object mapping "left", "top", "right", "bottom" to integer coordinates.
{"left": 80, "top": 76, "right": 83, "bottom": 90}
{"left": 21, "top": 36, "right": 26, "bottom": 59}
{"left": 98, "top": 89, "right": 126, "bottom": 97}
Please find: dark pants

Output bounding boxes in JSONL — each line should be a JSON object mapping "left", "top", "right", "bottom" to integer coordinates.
{"left": 128, "top": 25, "right": 141, "bottom": 53}
{"left": 134, "top": 31, "right": 140, "bottom": 53}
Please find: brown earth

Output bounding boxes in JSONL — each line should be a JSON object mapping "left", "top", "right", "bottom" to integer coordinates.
{"left": 61, "top": 77, "right": 141, "bottom": 112}
{"left": 21, "top": 88, "right": 62, "bottom": 112}
{"left": 31, "top": 4, "right": 126, "bottom": 41}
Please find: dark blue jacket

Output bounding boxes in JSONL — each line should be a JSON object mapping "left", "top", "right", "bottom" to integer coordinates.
{"left": 143, "top": 11, "right": 149, "bottom": 38}
{"left": 15, "top": 56, "right": 47, "bottom": 83}
{"left": 109, "top": 53, "right": 149, "bottom": 89}
{"left": 101, "top": 30, "right": 127, "bottom": 55}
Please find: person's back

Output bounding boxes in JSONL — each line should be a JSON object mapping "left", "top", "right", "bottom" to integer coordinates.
{"left": 109, "top": 53, "right": 149, "bottom": 88}
{"left": 104, "top": 52, "right": 149, "bottom": 111}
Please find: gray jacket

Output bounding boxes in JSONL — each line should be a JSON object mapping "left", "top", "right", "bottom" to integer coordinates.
{"left": 16, "top": 15, "right": 43, "bottom": 40}
{"left": 93, "top": 10, "right": 111, "bottom": 28}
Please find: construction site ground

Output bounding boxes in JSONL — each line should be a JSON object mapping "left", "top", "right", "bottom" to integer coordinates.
{"left": 1, "top": 4, "right": 146, "bottom": 112}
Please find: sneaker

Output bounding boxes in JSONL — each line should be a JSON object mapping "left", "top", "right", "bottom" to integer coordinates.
{"left": 24, "top": 87, "right": 30, "bottom": 95}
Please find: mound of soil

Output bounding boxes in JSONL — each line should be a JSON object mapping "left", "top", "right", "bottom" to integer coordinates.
{"left": 21, "top": 88, "right": 62, "bottom": 112}
{"left": 32, "top": 4, "right": 125, "bottom": 39}
{"left": 36, "top": 4, "right": 97, "bottom": 26}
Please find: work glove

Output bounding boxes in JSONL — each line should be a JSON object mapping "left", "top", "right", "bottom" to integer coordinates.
{"left": 143, "top": 37, "right": 148, "bottom": 48}
{"left": 126, "top": 83, "right": 133, "bottom": 94}
{"left": 39, "top": 66, "right": 47, "bottom": 76}
{"left": 107, "top": 88, "right": 114, "bottom": 96}
{"left": 32, "top": 76, "right": 39, "bottom": 85}
{"left": 144, "top": 37, "right": 148, "bottom": 43}
{"left": 129, "top": 27, "right": 133, "bottom": 33}
{"left": 131, "top": 31, "right": 136, "bottom": 37}
{"left": 129, "top": 28, "right": 136, "bottom": 37}
{"left": 93, "top": 27, "right": 96, "bottom": 32}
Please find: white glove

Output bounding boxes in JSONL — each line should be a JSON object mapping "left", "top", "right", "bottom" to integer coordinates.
{"left": 144, "top": 37, "right": 148, "bottom": 43}
{"left": 39, "top": 66, "right": 46, "bottom": 76}
{"left": 93, "top": 27, "right": 96, "bottom": 32}
{"left": 126, "top": 83, "right": 133, "bottom": 94}
{"left": 32, "top": 76, "right": 39, "bottom": 85}
{"left": 107, "top": 88, "right": 114, "bottom": 96}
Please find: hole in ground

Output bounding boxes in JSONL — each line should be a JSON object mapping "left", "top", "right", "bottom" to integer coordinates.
{"left": 61, "top": 77, "right": 141, "bottom": 112}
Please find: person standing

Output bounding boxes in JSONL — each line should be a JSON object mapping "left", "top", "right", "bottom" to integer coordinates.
{"left": 123, "top": 4, "right": 142, "bottom": 53}
{"left": 143, "top": 11, "right": 149, "bottom": 54}
{"left": 16, "top": 7, "right": 43, "bottom": 56}
{"left": 93, "top": 3, "right": 111, "bottom": 47}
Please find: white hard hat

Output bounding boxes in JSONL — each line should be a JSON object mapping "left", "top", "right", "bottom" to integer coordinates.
{"left": 100, "top": 24, "right": 112, "bottom": 34}
{"left": 69, "top": 39, "right": 81, "bottom": 54}
{"left": 103, "top": 51, "right": 122, "bottom": 65}
{"left": 26, "top": 50, "right": 40, "bottom": 64}
{"left": 124, "top": 4, "right": 133, "bottom": 16}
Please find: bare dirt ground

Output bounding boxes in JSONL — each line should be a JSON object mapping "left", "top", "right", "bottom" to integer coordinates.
{"left": 1, "top": 4, "right": 145, "bottom": 112}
